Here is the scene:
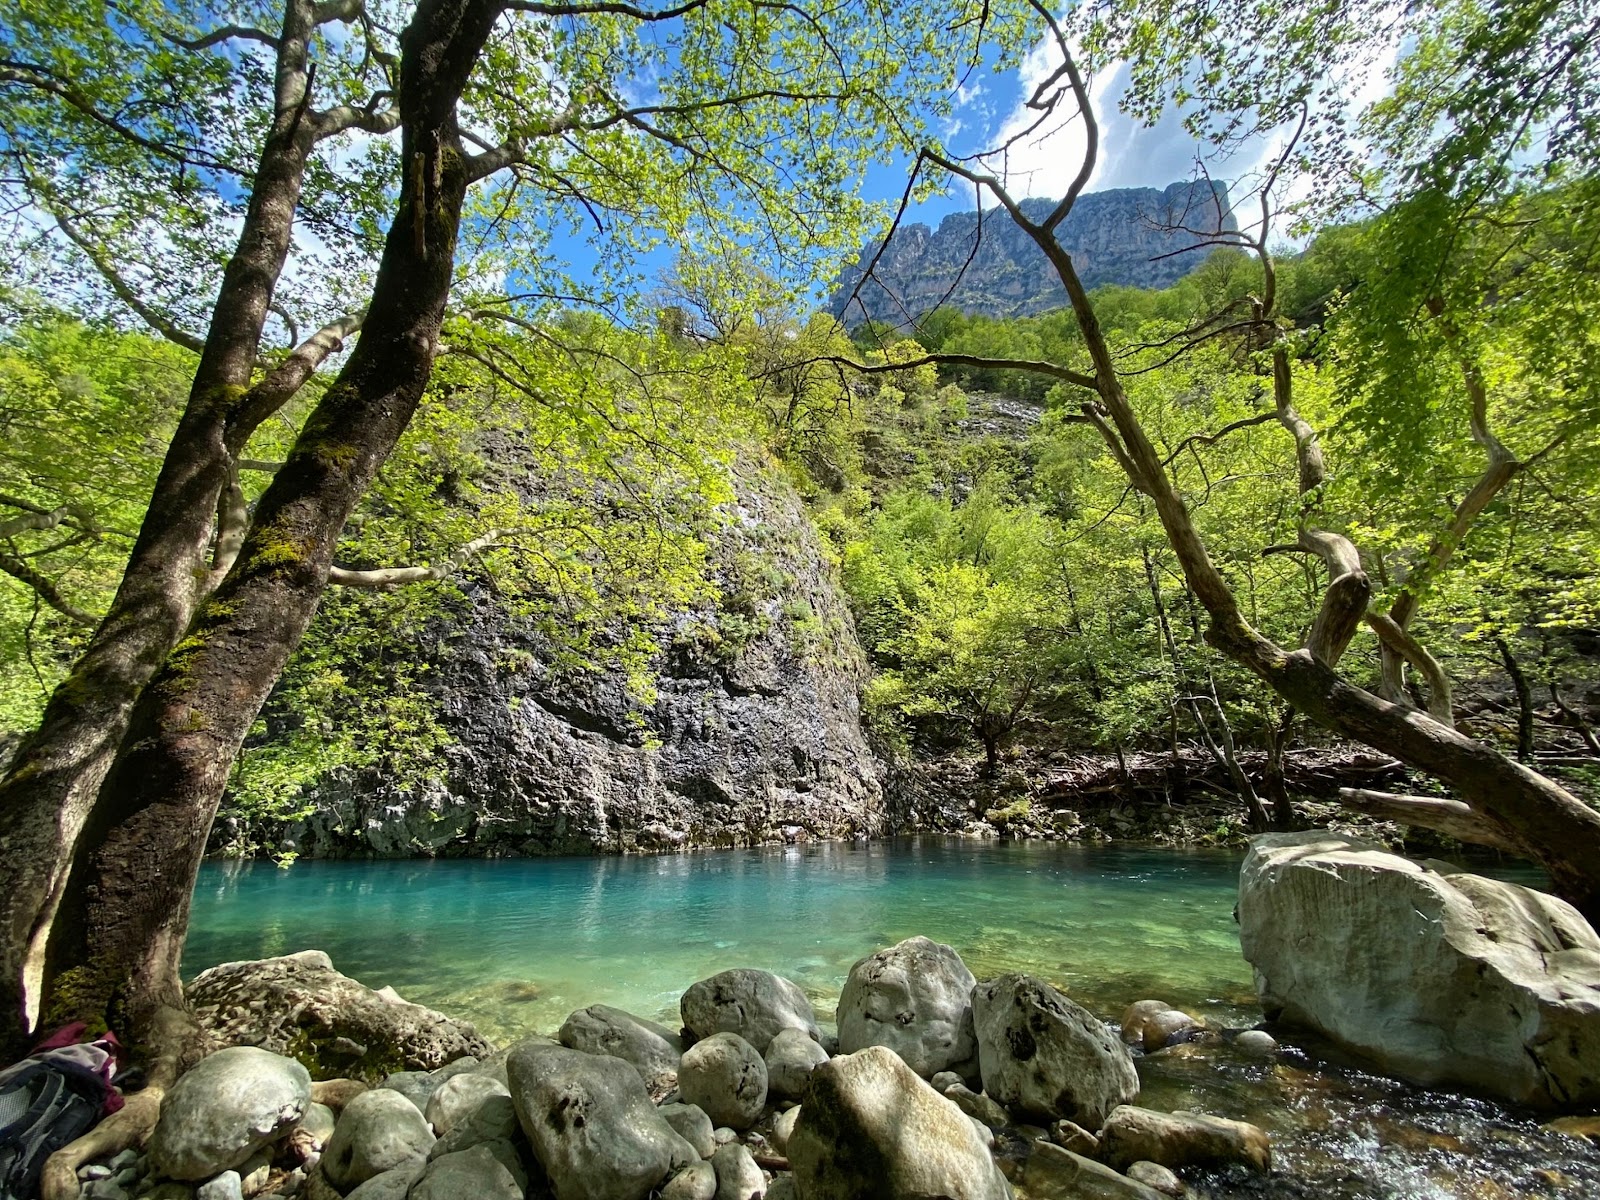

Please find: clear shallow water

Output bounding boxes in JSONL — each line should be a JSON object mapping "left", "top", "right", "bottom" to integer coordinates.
{"left": 185, "top": 837, "right": 1600, "bottom": 1199}
{"left": 185, "top": 837, "right": 1257, "bottom": 1042}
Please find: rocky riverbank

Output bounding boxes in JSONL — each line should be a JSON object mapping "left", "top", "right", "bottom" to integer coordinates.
{"left": 63, "top": 836, "right": 1600, "bottom": 1200}
{"left": 77, "top": 947, "right": 1282, "bottom": 1200}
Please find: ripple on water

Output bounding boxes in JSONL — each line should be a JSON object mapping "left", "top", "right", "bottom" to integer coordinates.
{"left": 184, "top": 836, "right": 1597, "bottom": 1198}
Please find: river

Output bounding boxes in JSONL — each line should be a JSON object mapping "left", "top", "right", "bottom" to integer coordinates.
{"left": 185, "top": 837, "right": 1597, "bottom": 1198}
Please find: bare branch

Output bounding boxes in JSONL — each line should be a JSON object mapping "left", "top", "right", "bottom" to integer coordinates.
{"left": 502, "top": 0, "right": 707, "bottom": 17}
{"left": 228, "top": 310, "right": 366, "bottom": 449}
{"left": 1272, "top": 347, "right": 1369, "bottom": 665}
{"left": 46, "top": 206, "right": 206, "bottom": 354}
{"left": 0, "top": 505, "right": 69, "bottom": 540}
{"left": 1160, "top": 410, "right": 1276, "bottom": 468}
{"left": 329, "top": 528, "right": 509, "bottom": 588}
{"left": 1338, "top": 788, "right": 1521, "bottom": 854}
{"left": 165, "top": 25, "right": 282, "bottom": 51}
{"left": 1367, "top": 612, "right": 1454, "bottom": 724}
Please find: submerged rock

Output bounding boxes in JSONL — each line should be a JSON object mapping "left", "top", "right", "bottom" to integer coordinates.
{"left": 836, "top": 936, "right": 978, "bottom": 1078}
{"left": 1098, "top": 1105, "right": 1271, "bottom": 1174}
{"left": 678, "top": 1033, "right": 768, "bottom": 1131}
{"left": 788, "top": 1046, "right": 1012, "bottom": 1200}
{"left": 1126, "top": 1161, "right": 1185, "bottom": 1197}
{"left": 1005, "top": 1142, "right": 1165, "bottom": 1200}
{"left": 149, "top": 1047, "right": 312, "bottom": 1181}
{"left": 680, "top": 969, "right": 820, "bottom": 1053}
{"left": 972, "top": 974, "right": 1139, "bottom": 1127}
{"left": 507, "top": 1041, "right": 697, "bottom": 1200}
{"left": 1239, "top": 831, "right": 1600, "bottom": 1108}
{"left": 187, "top": 950, "right": 490, "bottom": 1080}
{"left": 1118, "top": 1001, "right": 1197, "bottom": 1053}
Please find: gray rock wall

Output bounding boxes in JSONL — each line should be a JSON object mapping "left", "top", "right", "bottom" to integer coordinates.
{"left": 241, "top": 460, "right": 885, "bottom": 857}
{"left": 831, "top": 181, "right": 1237, "bottom": 327}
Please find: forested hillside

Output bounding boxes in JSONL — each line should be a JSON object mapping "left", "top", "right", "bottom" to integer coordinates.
{"left": 7, "top": 213, "right": 1597, "bottom": 857}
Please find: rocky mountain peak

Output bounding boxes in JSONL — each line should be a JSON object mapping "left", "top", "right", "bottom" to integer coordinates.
{"left": 830, "top": 179, "right": 1236, "bottom": 327}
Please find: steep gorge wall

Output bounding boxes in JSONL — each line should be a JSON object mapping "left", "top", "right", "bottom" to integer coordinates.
{"left": 831, "top": 180, "right": 1236, "bottom": 327}
{"left": 229, "top": 461, "right": 889, "bottom": 858}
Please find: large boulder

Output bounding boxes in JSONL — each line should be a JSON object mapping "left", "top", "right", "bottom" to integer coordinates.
{"left": 1238, "top": 832, "right": 1600, "bottom": 1108}
{"left": 836, "top": 936, "right": 978, "bottom": 1078}
{"left": 321, "top": 1087, "right": 437, "bottom": 1191}
{"left": 972, "top": 974, "right": 1138, "bottom": 1128}
{"left": 149, "top": 1047, "right": 312, "bottom": 1180}
{"left": 188, "top": 951, "right": 491, "bottom": 1081}
{"left": 559, "top": 1004, "right": 684, "bottom": 1097}
{"left": 788, "top": 1046, "right": 1012, "bottom": 1200}
{"left": 680, "top": 970, "right": 819, "bottom": 1052}
{"left": 1098, "top": 1105, "right": 1271, "bottom": 1173}
{"left": 678, "top": 1033, "right": 768, "bottom": 1131}
{"left": 507, "top": 1041, "right": 698, "bottom": 1200}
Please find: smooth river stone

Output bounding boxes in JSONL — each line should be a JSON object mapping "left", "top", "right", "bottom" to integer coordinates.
{"left": 149, "top": 1047, "right": 311, "bottom": 1180}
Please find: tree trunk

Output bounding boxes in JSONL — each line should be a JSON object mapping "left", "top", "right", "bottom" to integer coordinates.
{"left": 1494, "top": 635, "right": 1535, "bottom": 762}
{"left": 1263, "top": 707, "right": 1296, "bottom": 829}
{"left": 34, "top": 0, "right": 499, "bottom": 1058}
{"left": 0, "top": 0, "right": 328, "bottom": 1054}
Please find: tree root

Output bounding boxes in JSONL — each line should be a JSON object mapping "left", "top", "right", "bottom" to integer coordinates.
{"left": 40, "top": 1087, "right": 164, "bottom": 1200}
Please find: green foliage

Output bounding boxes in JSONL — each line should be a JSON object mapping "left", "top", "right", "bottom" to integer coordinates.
{"left": 0, "top": 318, "right": 191, "bottom": 727}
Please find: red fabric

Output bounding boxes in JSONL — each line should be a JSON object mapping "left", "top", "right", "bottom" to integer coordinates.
{"left": 29, "top": 1024, "right": 127, "bottom": 1115}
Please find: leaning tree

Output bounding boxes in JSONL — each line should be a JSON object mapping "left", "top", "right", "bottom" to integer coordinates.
{"left": 834, "top": 0, "right": 1600, "bottom": 912}
{"left": 0, "top": 0, "right": 1028, "bottom": 1088}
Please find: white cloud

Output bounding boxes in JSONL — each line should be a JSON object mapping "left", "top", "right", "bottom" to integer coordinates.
{"left": 969, "top": 28, "right": 1403, "bottom": 217}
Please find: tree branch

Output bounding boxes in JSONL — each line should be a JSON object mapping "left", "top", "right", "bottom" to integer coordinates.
{"left": 1337, "top": 788, "right": 1522, "bottom": 854}
{"left": 1366, "top": 612, "right": 1454, "bottom": 724}
{"left": 1272, "top": 346, "right": 1368, "bottom": 665}
{"left": 165, "top": 24, "right": 282, "bottom": 51}
{"left": 0, "top": 551, "right": 99, "bottom": 627}
{"left": 328, "top": 528, "right": 508, "bottom": 588}
{"left": 227, "top": 310, "right": 366, "bottom": 449}
{"left": 46, "top": 206, "right": 206, "bottom": 354}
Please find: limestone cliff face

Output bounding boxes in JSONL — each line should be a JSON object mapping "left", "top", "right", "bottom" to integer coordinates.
{"left": 238, "top": 460, "right": 887, "bottom": 857}
{"left": 831, "top": 181, "right": 1236, "bottom": 327}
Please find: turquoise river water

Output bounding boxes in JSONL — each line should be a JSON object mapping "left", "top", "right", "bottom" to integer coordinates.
{"left": 185, "top": 837, "right": 1599, "bottom": 1199}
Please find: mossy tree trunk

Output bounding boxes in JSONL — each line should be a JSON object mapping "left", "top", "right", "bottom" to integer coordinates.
{"left": 33, "top": 0, "right": 499, "bottom": 1068}
{"left": 0, "top": 0, "right": 367, "bottom": 1057}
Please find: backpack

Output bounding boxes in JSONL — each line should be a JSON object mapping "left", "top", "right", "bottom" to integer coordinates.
{"left": 0, "top": 1057, "right": 106, "bottom": 1200}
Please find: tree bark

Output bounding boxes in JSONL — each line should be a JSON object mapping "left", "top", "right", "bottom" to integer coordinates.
{"left": 1495, "top": 635, "right": 1535, "bottom": 762}
{"left": 0, "top": 0, "right": 334, "bottom": 1054}
{"left": 34, "top": 0, "right": 500, "bottom": 1061}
